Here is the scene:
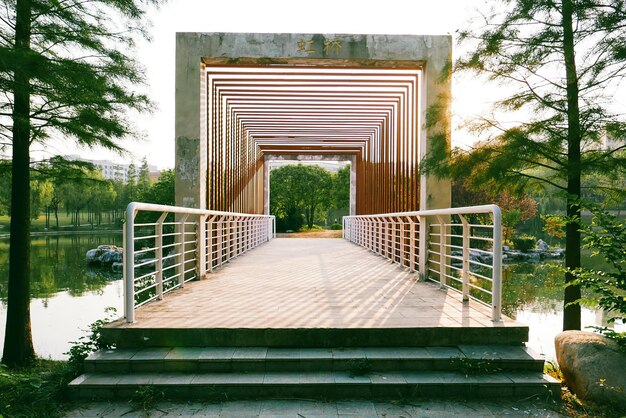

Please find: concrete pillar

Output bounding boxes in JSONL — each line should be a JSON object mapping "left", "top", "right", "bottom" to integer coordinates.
{"left": 349, "top": 156, "right": 356, "bottom": 216}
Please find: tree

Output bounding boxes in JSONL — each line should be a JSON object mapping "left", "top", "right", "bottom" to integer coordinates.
{"left": 140, "top": 169, "right": 174, "bottom": 206}
{"left": 137, "top": 157, "right": 151, "bottom": 196}
{"left": 1, "top": 0, "right": 157, "bottom": 367}
{"left": 333, "top": 165, "right": 350, "bottom": 212}
{"left": 124, "top": 162, "right": 138, "bottom": 203}
{"left": 270, "top": 165, "right": 334, "bottom": 230}
{"left": 423, "top": 0, "right": 626, "bottom": 331}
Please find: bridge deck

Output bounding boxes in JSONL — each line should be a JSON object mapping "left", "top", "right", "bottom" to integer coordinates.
{"left": 114, "top": 238, "right": 521, "bottom": 330}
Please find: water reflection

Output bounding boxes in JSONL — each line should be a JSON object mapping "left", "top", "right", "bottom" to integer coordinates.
{"left": 502, "top": 256, "right": 625, "bottom": 359}
{"left": 0, "top": 234, "right": 624, "bottom": 361}
{"left": 0, "top": 233, "right": 123, "bottom": 359}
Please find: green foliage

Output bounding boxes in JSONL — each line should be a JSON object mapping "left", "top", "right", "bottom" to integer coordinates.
{"left": 139, "top": 169, "right": 174, "bottom": 206}
{"left": 0, "top": 309, "right": 119, "bottom": 417}
{"left": 502, "top": 209, "right": 521, "bottom": 243}
{"left": 0, "top": 360, "right": 74, "bottom": 418}
{"left": 130, "top": 385, "right": 164, "bottom": 415}
{"left": 137, "top": 158, "right": 151, "bottom": 196}
{"left": 542, "top": 214, "right": 567, "bottom": 240}
{"left": 270, "top": 164, "right": 334, "bottom": 231}
{"left": 574, "top": 210, "right": 626, "bottom": 328}
{"left": 421, "top": 0, "right": 626, "bottom": 331}
{"left": 512, "top": 235, "right": 536, "bottom": 252}
{"left": 1, "top": 0, "right": 158, "bottom": 147}
{"left": 347, "top": 358, "right": 372, "bottom": 377}
{"left": 451, "top": 356, "right": 502, "bottom": 377}
{"left": 65, "top": 307, "right": 117, "bottom": 369}
{"left": 333, "top": 166, "right": 350, "bottom": 211}
{"left": 330, "top": 223, "right": 342, "bottom": 230}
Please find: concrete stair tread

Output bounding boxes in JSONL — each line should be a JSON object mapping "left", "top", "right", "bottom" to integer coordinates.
{"left": 71, "top": 370, "right": 557, "bottom": 387}
{"left": 87, "top": 345, "right": 543, "bottom": 363}
{"left": 101, "top": 326, "right": 529, "bottom": 348}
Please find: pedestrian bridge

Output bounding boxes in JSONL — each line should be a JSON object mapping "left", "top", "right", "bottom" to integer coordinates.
{"left": 69, "top": 202, "right": 559, "bottom": 400}
{"left": 69, "top": 33, "right": 559, "bottom": 400}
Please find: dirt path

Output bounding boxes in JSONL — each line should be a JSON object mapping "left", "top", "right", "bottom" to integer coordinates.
{"left": 276, "top": 229, "right": 342, "bottom": 238}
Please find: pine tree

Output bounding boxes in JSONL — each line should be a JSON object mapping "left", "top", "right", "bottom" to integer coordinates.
{"left": 423, "top": 0, "right": 626, "bottom": 330}
{"left": 1, "top": 0, "right": 159, "bottom": 367}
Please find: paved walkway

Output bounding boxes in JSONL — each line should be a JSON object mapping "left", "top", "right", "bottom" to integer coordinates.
{"left": 112, "top": 238, "right": 520, "bottom": 330}
{"left": 64, "top": 398, "right": 565, "bottom": 417}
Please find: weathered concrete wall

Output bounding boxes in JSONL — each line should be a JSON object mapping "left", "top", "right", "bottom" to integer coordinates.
{"left": 175, "top": 32, "right": 452, "bottom": 211}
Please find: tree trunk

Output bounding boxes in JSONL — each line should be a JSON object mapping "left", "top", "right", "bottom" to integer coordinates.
{"left": 562, "top": 0, "right": 582, "bottom": 331}
{"left": 3, "top": 0, "right": 35, "bottom": 367}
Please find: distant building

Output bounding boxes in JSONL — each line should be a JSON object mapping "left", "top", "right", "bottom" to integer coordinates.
{"left": 65, "top": 155, "right": 159, "bottom": 183}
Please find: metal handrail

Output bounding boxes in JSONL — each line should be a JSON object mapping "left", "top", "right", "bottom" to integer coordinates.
{"left": 343, "top": 205, "right": 503, "bottom": 321}
{"left": 124, "top": 202, "right": 275, "bottom": 323}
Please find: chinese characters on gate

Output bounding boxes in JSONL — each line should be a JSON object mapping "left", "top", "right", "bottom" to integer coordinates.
{"left": 296, "top": 38, "right": 342, "bottom": 55}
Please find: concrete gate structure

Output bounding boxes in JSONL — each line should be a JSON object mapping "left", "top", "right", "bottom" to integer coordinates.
{"left": 174, "top": 33, "right": 451, "bottom": 214}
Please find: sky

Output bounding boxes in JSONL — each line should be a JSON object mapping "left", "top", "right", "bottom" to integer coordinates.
{"left": 41, "top": 0, "right": 494, "bottom": 170}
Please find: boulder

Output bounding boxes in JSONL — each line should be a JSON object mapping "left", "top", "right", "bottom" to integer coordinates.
{"left": 555, "top": 331, "right": 626, "bottom": 407}
{"left": 99, "top": 250, "right": 123, "bottom": 265}
{"left": 536, "top": 239, "right": 549, "bottom": 252}
{"left": 86, "top": 248, "right": 104, "bottom": 264}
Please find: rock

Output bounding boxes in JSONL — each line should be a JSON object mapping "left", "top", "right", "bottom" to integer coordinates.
{"left": 536, "top": 239, "right": 549, "bottom": 252}
{"left": 86, "top": 248, "right": 104, "bottom": 264}
{"left": 99, "top": 250, "right": 123, "bottom": 265}
{"left": 551, "top": 248, "right": 565, "bottom": 258}
{"left": 555, "top": 330, "right": 626, "bottom": 407}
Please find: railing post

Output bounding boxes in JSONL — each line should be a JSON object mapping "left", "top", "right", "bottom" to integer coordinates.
{"left": 436, "top": 215, "right": 446, "bottom": 288}
{"left": 375, "top": 218, "right": 383, "bottom": 255}
{"left": 176, "top": 214, "right": 190, "bottom": 287}
{"left": 418, "top": 215, "right": 427, "bottom": 280}
{"left": 492, "top": 207, "right": 503, "bottom": 321}
{"left": 459, "top": 214, "right": 470, "bottom": 302}
{"left": 124, "top": 204, "right": 137, "bottom": 323}
{"left": 235, "top": 216, "right": 242, "bottom": 257}
{"left": 272, "top": 216, "right": 276, "bottom": 238}
{"left": 407, "top": 216, "right": 416, "bottom": 271}
{"left": 207, "top": 216, "right": 216, "bottom": 272}
{"left": 216, "top": 217, "right": 223, "bottom": 267}
{"left": 155, "top": 212, "right": 168, "bottom": 300}
{"left": 198, "top": 214, "right": 208, "bottom": 279}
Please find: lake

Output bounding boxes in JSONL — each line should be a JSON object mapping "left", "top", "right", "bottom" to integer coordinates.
{"left": 0, "top": 233, "right": 124, "bottom": 359}
{"left": 0, "top": 234, "right": 624, "bottom": 360}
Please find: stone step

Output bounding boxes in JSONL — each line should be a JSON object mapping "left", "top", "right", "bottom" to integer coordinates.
{"left": 85, "top": 345, "right": 545, "bottom": 374}
{"left": 69, "top": 370, "right": 560, "bottom": 400}
{"left": 100, "top": 326, "right": 529, "bottom": 348}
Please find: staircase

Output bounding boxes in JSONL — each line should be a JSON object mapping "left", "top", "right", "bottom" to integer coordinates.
{"left": 69, "top": 328, "right": 559, "bottom": 400}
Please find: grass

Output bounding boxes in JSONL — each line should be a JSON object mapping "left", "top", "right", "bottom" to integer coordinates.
{"left": 544, "top": 361, "right": 626, "bottom": 418}
{"left": 0, "top": 213, "right": 120, "bottom": 233}
{"left": 0, "top": 359, "right": 79, "bottom": 418}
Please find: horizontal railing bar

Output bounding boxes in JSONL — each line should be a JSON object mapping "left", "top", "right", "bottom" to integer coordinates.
{"left": 343, "top": 204, "right": 502, "bottom": 322}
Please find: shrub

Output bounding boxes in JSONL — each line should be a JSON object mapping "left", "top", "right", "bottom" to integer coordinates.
{"left": 512, "top": 235, "right": 536, "bottom": 252}
{"left": 330, "top": 223, "right": 342, "bottom": 230}
{"left": 574, "top": 209, "right": 626, "bottom": 347}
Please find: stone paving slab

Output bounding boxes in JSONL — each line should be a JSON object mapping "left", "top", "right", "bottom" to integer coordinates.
{"left": 108, "top": 239, "right": 522, "bottom": 330}
{"left": 63, "top": 398, "right": 566, "bottom": 417}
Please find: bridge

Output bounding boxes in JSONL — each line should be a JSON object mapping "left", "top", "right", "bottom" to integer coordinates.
{"left": 69, "top": 33, "right": 558, "bottom": 400}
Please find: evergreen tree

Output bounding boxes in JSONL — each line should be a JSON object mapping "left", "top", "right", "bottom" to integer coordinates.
{"left": 1, "top": 0, "right": 158, "bottom": 367}
{"left": 423, "top": 0, "right": 626, "bottom": 330}
{"left": 137, "top": 157, "right": 151, "bottom": 196}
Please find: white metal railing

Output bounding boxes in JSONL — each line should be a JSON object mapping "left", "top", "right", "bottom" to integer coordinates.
{"left": 124, "top": 202, "right": 275, "bottom": 323}
{"left": 343, "top": 205, "right": 503, "bottom": 321}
